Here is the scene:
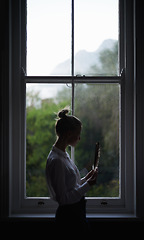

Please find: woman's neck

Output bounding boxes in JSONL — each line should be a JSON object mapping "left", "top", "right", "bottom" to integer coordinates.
{"left": 54, "top": 137, "right": 68, "bottom": 152}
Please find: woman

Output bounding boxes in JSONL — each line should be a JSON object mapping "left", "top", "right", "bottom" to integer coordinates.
{"left": 46, "top": 108, "right": 98, "bottom": 230}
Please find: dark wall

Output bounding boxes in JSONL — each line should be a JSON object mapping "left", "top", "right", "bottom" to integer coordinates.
{"left": 135, "top": 0, "right": 144, "bottom": 219}
{"left": 0, "top": 0, "right": 10, "bottom": 220}
{"left": 0, "top": 0, "right": 144, "bottom": 223}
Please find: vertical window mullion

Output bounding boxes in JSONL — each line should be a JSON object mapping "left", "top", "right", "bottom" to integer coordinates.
{"left": 71, "top": 0, "right": 74, "bottom": 115}
{"left": 71, "top": 0, "right": 75, "bottom": 161}
{"left": 71, "top": 0, "right": 74, "bottom": 78}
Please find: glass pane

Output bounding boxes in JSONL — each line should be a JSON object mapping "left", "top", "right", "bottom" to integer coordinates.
{"left": 74, "top": 84, "right": 120, "bottom": 197}
{"left": 26, "top": 83, "right": 71, "bottom": 197}
{"left": 27, "top": 0, "right": 71, "bottom": 76}
{"left": 74, "top": 0, "right": 119, "bottom": 76}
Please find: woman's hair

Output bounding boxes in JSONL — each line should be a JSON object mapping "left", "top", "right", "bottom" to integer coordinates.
{"left": 55, "top": 108, "right": 82, "bottom": 137}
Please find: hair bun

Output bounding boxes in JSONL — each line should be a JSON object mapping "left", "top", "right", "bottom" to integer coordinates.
{"left": 58, "top": 109, "right": 69, "bottom": 119}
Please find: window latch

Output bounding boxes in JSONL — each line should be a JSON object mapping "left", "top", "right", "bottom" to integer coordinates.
{"left": 21, "top": 67, "right": 26, "bottom": 79}
{"left": 120, "top": 68, "right": 125, "bottom": 78}
{"left": 76, "top": 74, "right": 85, "bottom": 77}
{"left": 101, "top": 201, "right": 108, "bottom": 205}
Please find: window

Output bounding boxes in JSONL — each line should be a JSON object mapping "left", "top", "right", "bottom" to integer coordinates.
{"left": 26, "top": 0, "right": 120, "bottom": 199}
{"left": 9, "top": 0, "right": 136, "bottom": 216}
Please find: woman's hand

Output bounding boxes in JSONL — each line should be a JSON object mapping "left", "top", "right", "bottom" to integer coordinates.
{"left": 86, "top": 168, "right": 98, "bottom": 186}
{"left": 85, "top": 169, "right": 95, "bottom": 180}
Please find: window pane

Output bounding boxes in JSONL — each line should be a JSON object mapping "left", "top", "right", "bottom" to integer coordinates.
{"left": 74, "top": 0, "right": 119, "bottom": 76}
{"left": 75, "top": 84, "right": 120, "bottom": 197}
{"left": 27, "top": 0, "right": 71, "bottom": 76}
{"left": 26, "top": 83, "right": 71, "bottom": 197}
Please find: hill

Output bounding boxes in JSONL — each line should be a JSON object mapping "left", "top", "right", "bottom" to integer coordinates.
{"left": 51, "top": 39, "right": 117, "bottom": 75}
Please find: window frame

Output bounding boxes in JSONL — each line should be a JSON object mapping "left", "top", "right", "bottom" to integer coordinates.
{"left": 9, "top": 0, "right": 136, "bottom": 217}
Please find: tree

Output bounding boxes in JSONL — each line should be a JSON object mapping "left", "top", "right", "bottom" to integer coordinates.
{"left": 26, "top": 92, "right": 70, "bottom": 197}
{"left": 90, "top": 41, "right": 118, "bottom": 75}
{"left": 74, "top": 83, "right": 119, "bottom": 197}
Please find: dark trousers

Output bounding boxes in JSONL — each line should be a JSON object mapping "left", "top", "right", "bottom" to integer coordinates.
{"left": 56, "top": 197, "right": 90, "bottom": 233}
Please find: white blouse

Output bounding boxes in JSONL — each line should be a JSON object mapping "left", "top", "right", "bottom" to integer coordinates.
{"left": 46, "top": 146, "right": 90, "bottom": 206}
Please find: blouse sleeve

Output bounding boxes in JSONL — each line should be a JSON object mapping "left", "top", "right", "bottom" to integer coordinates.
{"left": 81, "top": 177, "right": 87, "bottom": 185}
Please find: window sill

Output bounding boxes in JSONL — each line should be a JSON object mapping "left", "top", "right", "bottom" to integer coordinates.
{"left": 9, "top": 213, "right": 137, "bottom": 221}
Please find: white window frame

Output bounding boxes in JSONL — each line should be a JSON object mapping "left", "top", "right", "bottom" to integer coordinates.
{"left": 9, "top": 0, "right": 136, "bottom": 218}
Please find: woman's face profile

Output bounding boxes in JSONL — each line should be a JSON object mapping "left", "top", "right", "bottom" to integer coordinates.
{"left": 67, "top": 128, "right": 81, "bottom": 147}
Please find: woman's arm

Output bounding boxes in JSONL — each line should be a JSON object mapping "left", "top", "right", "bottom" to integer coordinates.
{"left": 49, "top": 159, "right": 90, "bottom": 205}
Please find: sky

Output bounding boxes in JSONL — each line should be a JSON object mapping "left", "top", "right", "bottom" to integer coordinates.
{"left": 27, "top": 0, "right": 118, "bottom": 76}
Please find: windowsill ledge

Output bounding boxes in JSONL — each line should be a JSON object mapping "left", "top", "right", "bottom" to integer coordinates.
{"left": 87, "top": 213, "right": 137, "bottom": 220}
{"left": 9, "top": 213, "right": 137, "bottom": 221}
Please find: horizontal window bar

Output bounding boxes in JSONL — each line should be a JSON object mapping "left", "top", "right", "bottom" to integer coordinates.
{"left": 25, "top": 75, "right": 123, "bottom": 84}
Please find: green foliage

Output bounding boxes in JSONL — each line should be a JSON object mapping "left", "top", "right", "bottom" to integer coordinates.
{"left": 26, "top": 41, "right": 120, "bottom": 197}
{"left": 74, "top": 83, "right": 119, "bottom": 197}
{"left": 26, "top": 98, "right": 71, "bottom": 197}
{"left": 87, "top": 180, "right": 119, "bottom": 197}
{"left": 90, "top": 41, "right": 118, "bottom": 75}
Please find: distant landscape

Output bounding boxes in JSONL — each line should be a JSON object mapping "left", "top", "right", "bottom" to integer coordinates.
{"left": 51, "top": 39, "right": 118, "bottom": 76}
